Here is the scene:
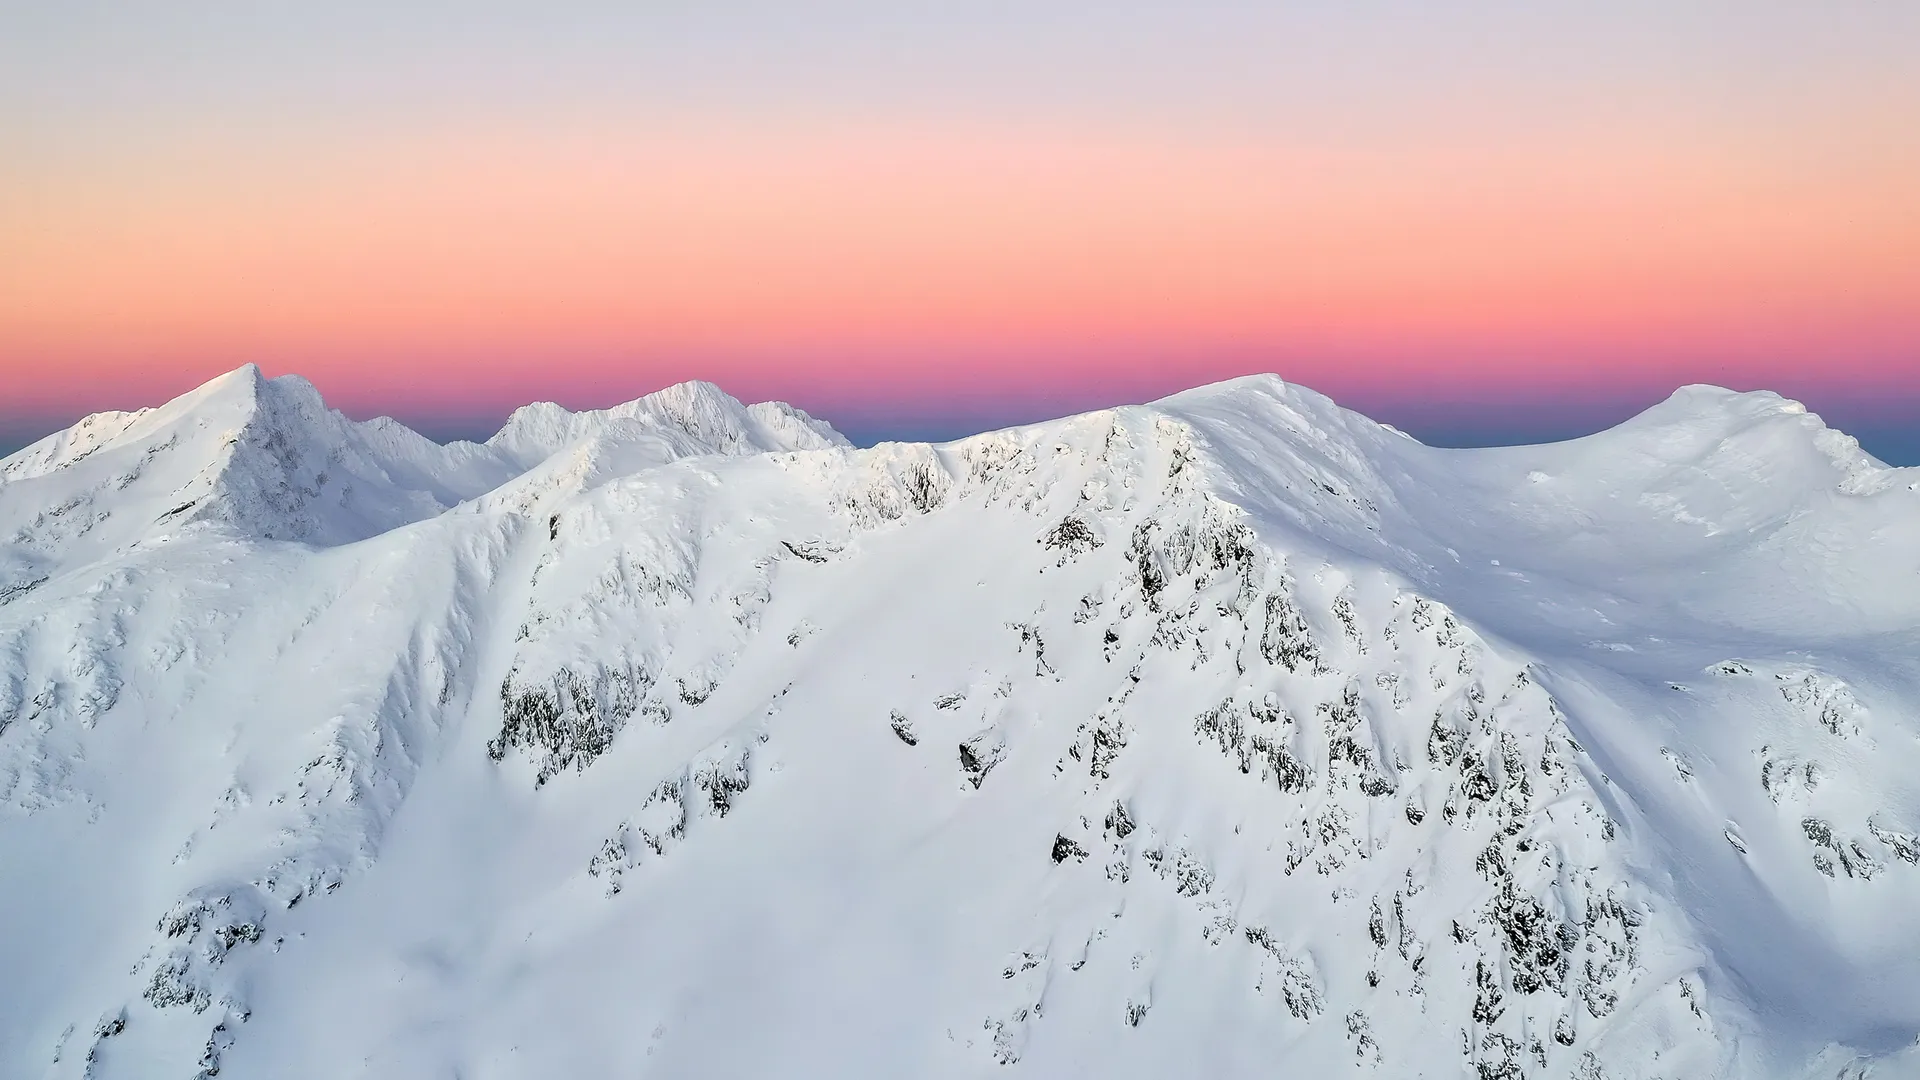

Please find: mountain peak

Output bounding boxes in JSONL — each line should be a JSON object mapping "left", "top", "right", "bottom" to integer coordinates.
{"left": 634, "top": 377, "right": 739, "bottom": 414}
{"left": 2, "top": 372, "right": 855, "bottom": 578}
{"left": 1151, "top": 371, "right": 1296, "bottom": 404}
{"left": 185, "top": 361, "right": 267, "bottom": 399}
{"left": 1515, "top": 382, "right": 1903, "bottom": 498}
{"left": 169, "top": 363, "right": 332, "bottom": 419}
{"left": 487, "top": 380, "right": 847, "bottom": 468}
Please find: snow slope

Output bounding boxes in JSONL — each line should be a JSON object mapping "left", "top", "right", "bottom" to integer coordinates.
{"left": 1, "top": 368, "right": 1916, "bottom": 1079}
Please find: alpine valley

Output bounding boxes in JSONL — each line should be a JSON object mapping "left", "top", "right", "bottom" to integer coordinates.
{"left": 4, "top": 365, "right": 1920, "bottom": 1080}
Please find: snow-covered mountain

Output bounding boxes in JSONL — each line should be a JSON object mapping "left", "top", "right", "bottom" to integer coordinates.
{"left": 2, "top": 368, "right": 1917, "bottom": 1079}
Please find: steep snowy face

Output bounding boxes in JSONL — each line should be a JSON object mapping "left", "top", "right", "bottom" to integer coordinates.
{"left": 1135, "top": 378, "right": 1920, "bottom": 1065}
{"left": 461, "top": 413, "right": 1708, "bottom": 1080}
{"left": 2, "top": 371, "right": 1917, "bottom": 1080}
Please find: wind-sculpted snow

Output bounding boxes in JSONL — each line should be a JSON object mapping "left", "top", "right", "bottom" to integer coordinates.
{"left": 2, "top": 368, "right": 1919, "bottom": 1078}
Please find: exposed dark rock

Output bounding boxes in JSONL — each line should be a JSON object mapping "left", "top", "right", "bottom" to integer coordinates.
{"left": 1051, "top": 835, "right": 1089, "bottom": 863}
{"left": 780, "top": 540, "right": 829, "bottom": 563}
{"left": 960, "top": 733, "right": 1005, "bottom": 789}
{"left": 489, "top": 665, "right": 650, "bottom": 784}
{"left": 1041, "top": 516, "right": 1102, "bottom": 556}
{"left": 889, "top": 710, "right": 918, "bottom": 745}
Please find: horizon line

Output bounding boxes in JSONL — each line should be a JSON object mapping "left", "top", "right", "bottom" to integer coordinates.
{"left": 4, "top": 365, "right": 1916, "bottom": 467}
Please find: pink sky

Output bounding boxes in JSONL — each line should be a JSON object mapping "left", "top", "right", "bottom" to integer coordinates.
{"left": 3, "top": 7, "right": 1917, "bottom": 455}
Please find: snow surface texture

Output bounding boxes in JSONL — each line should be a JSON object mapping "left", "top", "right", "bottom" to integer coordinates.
{"left": 2, "top": 368, "right": 1917, "bottom": 1079}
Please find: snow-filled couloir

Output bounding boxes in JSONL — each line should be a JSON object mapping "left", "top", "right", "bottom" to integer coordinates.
{"left": 1, "top": 367, "right": 1917, "bottom": 1079}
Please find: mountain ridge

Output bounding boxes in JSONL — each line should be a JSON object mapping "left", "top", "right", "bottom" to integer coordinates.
{"left": 2, "top": 368, "right": 1917, "bottom": 1079}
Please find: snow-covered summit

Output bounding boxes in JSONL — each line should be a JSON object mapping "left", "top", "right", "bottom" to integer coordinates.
{"left": 3, "top": 368, "right": 1919, "bottom": 1079}
{"left": 1479, "top": 382, "right": 1904, "bottom": 498}
{"left": 0, "top": 368, "right": 852, "bottom": 573}
{"left": 0, "top": 363, "right": 520, "bottom": 569}
{"left": 487, "top": 378, "right": 848, "bottom": 467}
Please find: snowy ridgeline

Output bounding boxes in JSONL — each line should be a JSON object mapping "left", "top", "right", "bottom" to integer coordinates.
{"left": 1, "top": 368, "right": 1919, "bottom": 1079}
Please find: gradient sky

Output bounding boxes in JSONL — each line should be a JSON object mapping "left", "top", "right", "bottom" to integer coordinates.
{"left": 4, "top": 3, "right": 1918, "bottom": 459}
